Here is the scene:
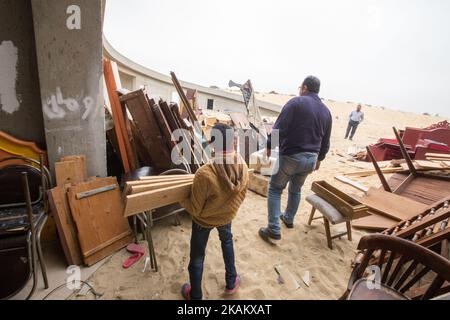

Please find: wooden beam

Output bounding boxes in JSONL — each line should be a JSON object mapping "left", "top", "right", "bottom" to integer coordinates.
{"left": 393, "top": 127, "right": 417, "bottom": 176}
{"left": 124, "top": 182, "right": 192, "bottom": 217}
{"left": 366, "top": 146, "right": 392, "bottom": 192}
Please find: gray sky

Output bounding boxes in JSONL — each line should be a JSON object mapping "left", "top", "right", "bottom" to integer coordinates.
{"left": 104, "top": 0, "right": 450, "bottom": 116}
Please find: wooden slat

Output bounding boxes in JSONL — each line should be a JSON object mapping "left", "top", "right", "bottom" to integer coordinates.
{"left": 47, "top": 186, "right": 83, "bottom": 266}
{"left": 426, "top": 153, "right": 450, "bottom": 159}
{"left": 129, "top": 179, "right": 194, "bottom": 195}
{"left": 352, "top": 213, "right": 398, "bottom": 231}
{"left": 387, "top": 173, "right": 450, "bottom": 205}
{"left": 138, "top": 174, "right": 195, "bottom": 181}
{"left": 67, "top": 177, "right": 132, "bottom": 266}
{"left": 359, "top": 188, "right": 428, "bottom": 221}
{"left": 124, "top": 182, "right": 192, "bottom": 217}
{"left": 103, "top": 59, "right": 134, "bottom": 172}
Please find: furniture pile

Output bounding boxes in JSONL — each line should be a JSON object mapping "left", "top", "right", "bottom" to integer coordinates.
{"left": 104, "top": 59, "right": 209, "bottom": 175}
{"left": 366, "top": 121, "right": 450, "bottom": 161}
{"left": 48, "top": 155, "right": 133, "bottom": 266}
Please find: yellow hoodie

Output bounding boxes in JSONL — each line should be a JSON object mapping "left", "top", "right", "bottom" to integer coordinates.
{"left": 180, "top": 152, "right": 249, "bottom": 228}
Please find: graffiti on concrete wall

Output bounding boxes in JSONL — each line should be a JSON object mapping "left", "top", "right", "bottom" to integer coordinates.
{"left": 0, "top": 41, "right": 20, "bottom": 114}
{"left": 43, "top": 87, "right": 95, "bottom": 120}
{"left": 66, "top": 5, "right": 81, "bottom": 30}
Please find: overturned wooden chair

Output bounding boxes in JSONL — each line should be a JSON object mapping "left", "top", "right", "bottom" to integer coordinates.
{"left": 341, "top": 234, "right": 450, "bottom": 300}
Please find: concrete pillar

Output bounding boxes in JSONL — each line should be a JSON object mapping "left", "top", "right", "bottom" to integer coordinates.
{"left": 0, "top": 0, "right": 45, "bottom": 147}
{"left": 31, "top": 0, "right": 106, "bottom": 177}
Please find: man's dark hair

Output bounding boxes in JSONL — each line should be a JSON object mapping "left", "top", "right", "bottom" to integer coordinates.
{"left": 211, "top": 123, "right": 234, "bottom": 151}
{"left": 303, "top": 75, "right": 321, "bottom": 94}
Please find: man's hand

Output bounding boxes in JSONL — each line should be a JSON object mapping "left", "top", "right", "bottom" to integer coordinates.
{"left": 314, "top": 160, "right": 321, "bottom": 171}
{"left": 266, "top": 148, "right": 271, "bottom": 159}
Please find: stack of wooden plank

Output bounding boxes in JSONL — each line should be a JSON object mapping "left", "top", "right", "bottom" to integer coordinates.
{"left": 123, "top": 174, "right": 195, "bottom": 217}
{"left": 425, "top": 153, "right": 450, "bottom": 167}
{"left": 48, "top": 155, "right": 133, "bottom": 266}
{"left": 123, "top": 169, "right": 254, "bottom": 217}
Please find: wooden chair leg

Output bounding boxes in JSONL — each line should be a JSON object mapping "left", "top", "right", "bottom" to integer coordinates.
{"left": 346, "top": 221, "right": 352, "bottom": 241}
{"left": 308, "top": 207, "right": 316, "bottom": 225}
{"left": 323, "top": 217, "right": 333, "bottom": 249}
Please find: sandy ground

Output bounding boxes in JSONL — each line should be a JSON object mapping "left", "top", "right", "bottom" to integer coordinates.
{"left": 72, "top": 95, "right": 448, "bottom": 300}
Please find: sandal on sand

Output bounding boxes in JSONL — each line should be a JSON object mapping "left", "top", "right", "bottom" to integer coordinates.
{"left": 225, "top": 275, "right": 241, "bottom": 295}
{"left": 122, "top": 252, "right": 143, "bottom": 269}
{"left": 181, "top": 283, "right": 191, "bottom": 300}
{"left": 127, "top": 243, "right": 145, "bottom": 255}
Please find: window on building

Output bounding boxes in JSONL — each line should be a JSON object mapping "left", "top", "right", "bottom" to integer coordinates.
{"left": 207, "top": 99, "right": 214, "bottom": 110}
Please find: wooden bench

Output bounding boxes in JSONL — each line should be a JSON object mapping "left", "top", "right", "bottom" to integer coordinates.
{"left": 306, "top": 194, "right": 352, "bottom": 249}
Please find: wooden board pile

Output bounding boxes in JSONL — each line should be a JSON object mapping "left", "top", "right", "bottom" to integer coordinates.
{"left": 425, "top": 153, "right": 450, "bottom": 167}
{"left": 104, "top": 59, "right": 208, "bottom": 175}
{"left": 48, "top": 155, "right": 133, "bottom": 266}
{"left": 123, "top": 169, "right": 254, "bottom": 217}
{"left": 123, "top": 174, "right": 194, "bottom": 217}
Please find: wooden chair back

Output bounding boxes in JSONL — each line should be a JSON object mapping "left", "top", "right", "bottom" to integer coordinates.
{"left": 355, "top": 234, "right": 450, "bottom": 300}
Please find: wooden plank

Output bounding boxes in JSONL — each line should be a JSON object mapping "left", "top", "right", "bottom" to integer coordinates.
{"left": 150, "top": 101, "right": 176, "bottom": 150}
{"left": 61, "top": 155, "right": 87, "bottom": 178}
{"left": 334, "top": 175, "right": 369, "bottom": 193}
{"left": 426, "top": 153, "right": 450, "bottom": 159}
{"left": 359, "top": 188, "right": 429, "bottom": 221}
{"left": 366, "top": 146, "right": 392, "bottom": 192}
{"left": 67, "top": 177, "right": 132, "bottom": 266}
{"left": 129, "top": 179, "right": 194, "bottom": 194}
{"left": 343, "top": 167, "right": 403, "bottom": 178}
{"left": 124, "top": 182, "right": 192, "bottom": 217}
{"left": 138, "top": 174, "right": 195, "bottom": 181}
{"left": 120, "top": 90, "right": 172, "bottom": 169}
{"left": 55, "top": 158, "right": 86, "bottom": 186}
{"left": 47, "top": 186, "right": 83, "bottom": 266}
{"left": 103, "top": 59, "right": 134, "bottom": 172}
{"left": 387, "top": 173, "right": 450, "bottom": 205}
{"left": 170, "top": 71, "right": 198, "bottom": 123}
{"left": 352, "top": 213, "right": 398, "bottom": 231}
{"left": 414, "top": 160, "right": 446, "bottom": 170}
{"left": 248, "top": 173, "right": 269, "bottom": 197}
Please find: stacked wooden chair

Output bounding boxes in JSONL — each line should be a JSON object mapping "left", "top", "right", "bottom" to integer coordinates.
{"left": 0, "top": 155, "right": 51, "bottom": 299}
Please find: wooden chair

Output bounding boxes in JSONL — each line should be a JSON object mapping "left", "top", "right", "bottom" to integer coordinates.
{"left": 306, "top": 194, "right": 352, "bottom": 249}
{"left": 341, "top": 234, "right": 450, "bottom": 300}
{"left": 0, "top": 155, "right": 52, "bottom": 299}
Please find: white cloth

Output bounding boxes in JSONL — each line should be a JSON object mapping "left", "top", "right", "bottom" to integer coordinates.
{"left": 349, "top": 110, "right": 364, "bottom": 122}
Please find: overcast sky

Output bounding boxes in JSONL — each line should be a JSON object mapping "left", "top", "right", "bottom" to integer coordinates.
{"left": 104, "top": 0, "right": 450, "bottom": 116}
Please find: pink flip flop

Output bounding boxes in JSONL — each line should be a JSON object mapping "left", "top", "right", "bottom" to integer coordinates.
{"left": 126, "top": 243, "right": 145, "bottom": 255}
{"left": 122, "top": 252, "right": 144, "bottom": 269}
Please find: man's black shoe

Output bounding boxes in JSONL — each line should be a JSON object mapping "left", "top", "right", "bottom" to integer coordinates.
{"left": 280, "top": 215, "right": 294, "bottom": 228}
{"left": 258, "top": 227, "right": 281, "bottom": 242}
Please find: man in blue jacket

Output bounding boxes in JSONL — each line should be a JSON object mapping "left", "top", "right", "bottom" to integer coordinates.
{"left": 259, "top": 76, "right": 332, "bottom": 242}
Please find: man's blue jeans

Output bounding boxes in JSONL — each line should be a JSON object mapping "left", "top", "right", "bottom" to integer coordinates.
{"left": 188, "top": 221, "right": 237, "bottom": 300}
{"left": 267, "top": 152, "right": 318, "bottom": 235}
